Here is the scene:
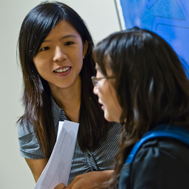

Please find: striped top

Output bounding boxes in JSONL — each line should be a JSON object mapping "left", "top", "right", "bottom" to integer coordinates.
{"left": 17, "top": 98, "right": 121, "bottom": 184}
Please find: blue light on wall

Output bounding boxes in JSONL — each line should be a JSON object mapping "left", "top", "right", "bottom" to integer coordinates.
{"left": 116, "top": 0, "right": 189, "bottom": 78}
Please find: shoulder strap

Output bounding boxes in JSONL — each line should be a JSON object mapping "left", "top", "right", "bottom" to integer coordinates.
{"left": 126, "top": 124, "right": 189, "bottom": 164}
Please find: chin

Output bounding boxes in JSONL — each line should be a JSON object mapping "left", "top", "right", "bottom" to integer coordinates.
{"left": 104, "top": 114, "right": 114, "bottom": 122}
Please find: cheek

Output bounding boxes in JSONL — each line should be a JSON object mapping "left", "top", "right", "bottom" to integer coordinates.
{"left": 68, "top": 49, "right": 83, "bottom": 66}
{"left": 108, "top": 86, "right": 121, "bottom": 108}
{"left": 98, "top": 89, "right": 104, "bottom": 100}
{"left": 34, "top": 54, "right": 51, "bottom": 66}
{"left": 115, "top": 103, "right": 122, "bottom": 118}
{"left": 98, "top": 85, "right": 110, "bottom": 104}
{"left": 112, "top": 92, "right": 122, "bottom": 118}
{"left": 33, "top": 58, "right": 40, "bottom": 72}
{"left": 33, "top": 57, "right": 50, "bottom": 77}
{"left": 33, "top": 56, "right": 42, "bottom": 67}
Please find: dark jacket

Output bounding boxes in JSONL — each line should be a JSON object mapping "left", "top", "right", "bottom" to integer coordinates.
{"left": 119, "top": 125, "right": 189, "bottom": 189}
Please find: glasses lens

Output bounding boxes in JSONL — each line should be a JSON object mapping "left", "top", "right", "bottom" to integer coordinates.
{"left": 91, "top": 76, "right": 96, "bottom": 86}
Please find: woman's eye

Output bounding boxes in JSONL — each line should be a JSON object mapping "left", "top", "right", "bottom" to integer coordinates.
{"left": 65, "top": 41, "right": 74, "bottom": 46}
{"left": 39, "top": 47, "right": 50, "bottom": 51}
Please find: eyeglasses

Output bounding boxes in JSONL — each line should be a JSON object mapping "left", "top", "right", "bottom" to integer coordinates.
{"left": 91, "top": 76, "right": 115, "bottom": 86}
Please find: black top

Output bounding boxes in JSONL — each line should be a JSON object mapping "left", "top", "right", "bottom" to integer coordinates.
{"left": 119, "top": 138, "right": 189, "bottom": 189}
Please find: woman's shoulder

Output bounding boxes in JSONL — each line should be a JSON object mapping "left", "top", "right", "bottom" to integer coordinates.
{"left": 17, "top": 119, "right": 34, "bottom": 137}
{"left": 17, "top": 119, "right": 45, "bottom": 159}
{"left": 129, "top": 124, "right": 189, "bottom": 165}
{"left": 133, "top": 137, "right": 189, "bottom": 165}
{"left": 129, "top": 138, "right": 189, "bottom": 188}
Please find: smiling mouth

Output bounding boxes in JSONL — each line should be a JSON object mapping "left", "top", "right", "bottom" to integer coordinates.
{"left": 54, "top": 67, "right": 71, "bottom": 73}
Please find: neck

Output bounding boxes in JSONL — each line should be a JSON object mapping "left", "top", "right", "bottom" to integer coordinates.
{"left": 49, "top": 76, "right": 81, "bottom": 122}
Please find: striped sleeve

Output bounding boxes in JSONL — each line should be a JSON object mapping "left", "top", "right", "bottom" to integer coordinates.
{"left": 17, "top": 120, "right": 44, "bottom": 159}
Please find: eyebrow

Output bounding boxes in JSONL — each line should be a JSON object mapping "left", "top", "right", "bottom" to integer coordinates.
{"left": 43, "top": 35, "right": 77, "bottom": 43}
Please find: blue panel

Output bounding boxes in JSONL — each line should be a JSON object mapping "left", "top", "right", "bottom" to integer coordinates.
{"left": 119, "top": 0, "right": 189, "bottom": 78}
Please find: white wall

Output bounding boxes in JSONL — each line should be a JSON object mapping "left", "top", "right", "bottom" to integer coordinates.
{"left": 0, "top": 0, "right": 120, "bottom": 188}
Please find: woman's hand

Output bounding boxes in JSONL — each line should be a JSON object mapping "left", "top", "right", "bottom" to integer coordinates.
{"left": 54, "top": 183, "right": 66, "bottom": 189}
{"left": 66, "top": 170, "right": 114, "bottom": 189}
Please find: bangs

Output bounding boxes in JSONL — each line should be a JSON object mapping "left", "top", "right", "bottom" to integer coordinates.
{"left": 93, "top": 39, "right": 112, "bottom": 77}
{"left": 28, "top": 5, "right": 64, "bottom": 58}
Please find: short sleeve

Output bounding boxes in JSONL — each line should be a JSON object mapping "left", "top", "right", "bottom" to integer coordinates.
{"left": 17, "top": 120, "right": 45, "bottom": 159}
{"left": 130, "top": 139, "right": 189, "bottom": 189}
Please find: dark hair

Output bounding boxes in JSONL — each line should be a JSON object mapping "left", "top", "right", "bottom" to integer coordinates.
{"left": 93, "top": 27, "right": 189, "bottom": 187}
{"left": 18, "top": 1, "right": 108, "bottom": 158}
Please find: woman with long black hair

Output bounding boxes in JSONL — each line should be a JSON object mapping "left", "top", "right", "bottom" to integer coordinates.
{"left": 17, "top": 2, "right": 120, "bottom": 188}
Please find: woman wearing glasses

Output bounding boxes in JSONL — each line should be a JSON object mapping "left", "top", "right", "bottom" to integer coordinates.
{"left": 17, "top": 2, "right": 120, "bottom": 188}
{"left": 92, "top": 28, "right": 189, "bottom": 188}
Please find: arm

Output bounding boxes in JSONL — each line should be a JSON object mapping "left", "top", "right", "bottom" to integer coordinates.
{"left": 26, "top": 158, "right": 67, "bottom": 189}
{"left": 18, "top": 121, "right": 48, "bottom": 182}
{"left": 66, "top": 170, "right": 114, "bottom": 189}
{"left": 25, "top": 158, "right": 48, "bottom": 182}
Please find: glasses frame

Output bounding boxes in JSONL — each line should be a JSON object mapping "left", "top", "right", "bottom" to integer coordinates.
{"left": 91, "top": 76, "right": 115, "bottom": 87}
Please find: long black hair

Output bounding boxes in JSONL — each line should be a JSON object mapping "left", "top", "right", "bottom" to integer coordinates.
{"left": 18, "top": 1, "right": 108, "bottom": 158}
{"left": 93, "top": 27, "right": 189, "bottom": 187}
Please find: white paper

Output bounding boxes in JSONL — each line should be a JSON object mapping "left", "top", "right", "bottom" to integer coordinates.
{"left": 34, "top": 120, "right": 79, "bottom": 189}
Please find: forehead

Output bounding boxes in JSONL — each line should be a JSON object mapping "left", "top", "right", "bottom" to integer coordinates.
{"left": 96, "top": 62, "right": 113, "bottom": 76}
{"left": 44, "top": 20, "right": 80, "bottom": 40}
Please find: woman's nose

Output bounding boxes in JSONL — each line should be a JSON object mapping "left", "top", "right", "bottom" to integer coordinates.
{"left": 53, "top": 46, "right": 67, "bottom": 62}
{"left": 93, "top": 86, "right": 99, "bottom": 95}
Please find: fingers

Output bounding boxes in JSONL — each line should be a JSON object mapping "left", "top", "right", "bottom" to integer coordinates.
{"left": 66, "top": 176, "right": 81, "bottom": 189}
{"left": 54, "top": 183, "right": 66, "bottom": 189}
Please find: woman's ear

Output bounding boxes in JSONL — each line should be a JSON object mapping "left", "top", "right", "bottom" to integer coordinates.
{"left": 83, "top": 40, "right": 88, "bottom": 58}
